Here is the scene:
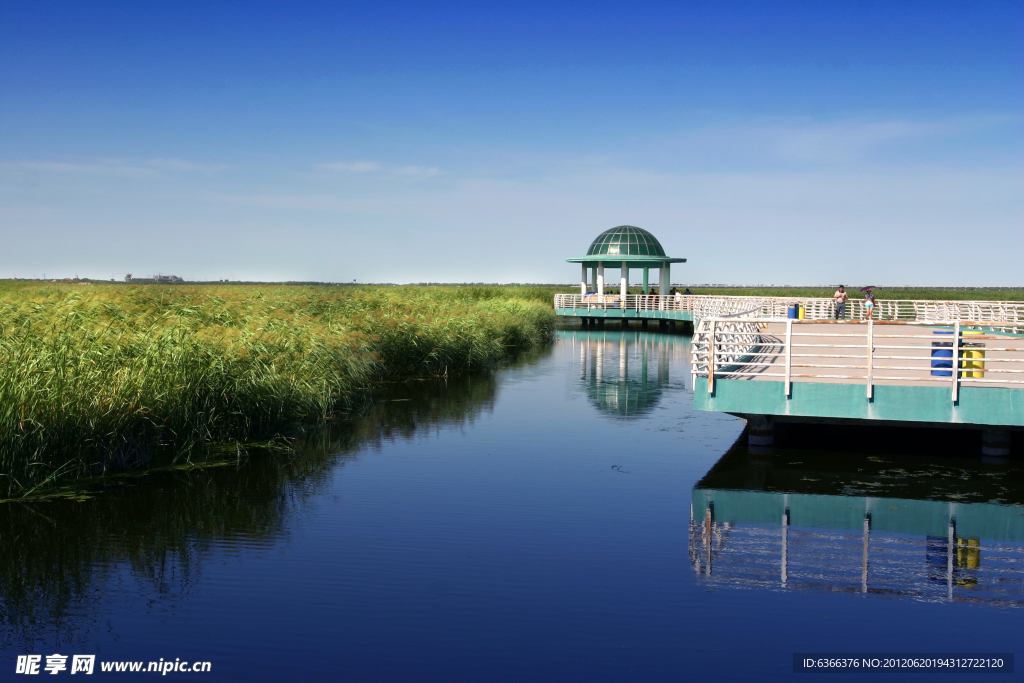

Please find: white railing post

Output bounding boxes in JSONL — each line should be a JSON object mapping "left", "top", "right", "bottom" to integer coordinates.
{"left": 707, "top": 320, "right": 717, "bottom": 394}
{"left": 952, "top": 321, "right": 960, "bottom": 402}
{"left": 866, "top": 319, "right": 874, "bottom": 399}
{"left": 784, "top": 319, "right": 793, "bottom": 397}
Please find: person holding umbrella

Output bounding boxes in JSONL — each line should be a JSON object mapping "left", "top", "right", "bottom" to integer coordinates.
{"left": 860, "top": 286, "right": 877, "bottom": 319}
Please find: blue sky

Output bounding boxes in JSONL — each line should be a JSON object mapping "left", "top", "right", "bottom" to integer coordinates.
{"left": 1, "top": 1, "right": 1021, "bottom": 285}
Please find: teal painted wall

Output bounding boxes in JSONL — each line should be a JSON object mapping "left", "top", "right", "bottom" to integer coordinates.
{"left": 694, "top": 379, "right": 1024, "bottom": 427}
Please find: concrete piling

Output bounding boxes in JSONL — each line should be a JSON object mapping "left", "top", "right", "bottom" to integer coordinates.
{"left": 747, "top": 415, "right": 775, "bottom": 448}
{"left": 981, "top": 429, "right": 1011, "bottom": 458}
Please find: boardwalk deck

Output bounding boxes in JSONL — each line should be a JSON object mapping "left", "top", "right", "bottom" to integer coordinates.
{"left": 552, "top": 292, "right": 1024, "bottom": 429}
{"left": 724, "top": 321, "right": 1024, "bottom": 389}
{"left": 692, "top": 319, "right": 1024, "bottom": 429}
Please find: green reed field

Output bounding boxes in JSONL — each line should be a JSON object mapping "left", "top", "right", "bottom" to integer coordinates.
{"left": 0, "top": 283, "right": 554, "bottom": 497}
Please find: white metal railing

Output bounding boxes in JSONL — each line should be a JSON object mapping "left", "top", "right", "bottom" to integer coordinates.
{"left": 554, "top": 293, "right": 1024, "bottom": 331}
{"left": 690, "top": 317, "right": 1024, "bottom": 400}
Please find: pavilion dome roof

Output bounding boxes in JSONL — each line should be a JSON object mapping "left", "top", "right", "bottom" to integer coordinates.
{"left": 566, "top": 225, "right": 684, "bottom": 264}
{"left": 587, "top": 225, "right": 666, "bottom": 257}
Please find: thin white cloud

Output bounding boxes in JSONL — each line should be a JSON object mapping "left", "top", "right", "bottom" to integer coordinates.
{"left": 656, "top": 114, "right": 1021, "bottom": 167}
{"left": 0, "top": 157, "right": 229, "bottom": 177}
{"left": 314, "top": 161, "right": 383, "bottom": 173}
{"left": 762, "top": 119, "right": 956, "bottom": 163}
{"left": 395, "top": 165, "right": 443, "bottom": 178}
{"left": 145, "top": 158, "right": 228, "bottom": 173}
{"left": 0, "top": 160, "right": 157, "bottom": 178}
{"left": 313, "top": 160, "right": 443, "bottom": 178}
{"left": 209, "top": 192, "right": 425, "bottom": 215}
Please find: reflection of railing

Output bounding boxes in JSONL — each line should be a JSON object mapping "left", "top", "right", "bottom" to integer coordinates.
{"left": 691, "top": 318, "right": 1024, "bottom": 399}
{"left": 554, "top": 293, "right": 1024, "bottom": 331}
{"left": 689, "top": 501, "right": 1024, "bottom": 605}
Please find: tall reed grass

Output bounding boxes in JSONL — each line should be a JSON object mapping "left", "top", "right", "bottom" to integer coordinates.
{"left": 0, "top": 283, "right": 553, "bottom": 496}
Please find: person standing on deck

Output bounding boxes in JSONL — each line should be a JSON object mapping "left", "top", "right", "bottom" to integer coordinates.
{"left": 833, "top": 285, "right": 848, "bottom": 320}
{"left": 864, "top": 289, "right": 876, "bottom": 319}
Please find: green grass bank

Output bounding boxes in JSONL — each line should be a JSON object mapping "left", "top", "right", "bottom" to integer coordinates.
{"left": 0, "top": 283, "right": 554, "bottom": 496}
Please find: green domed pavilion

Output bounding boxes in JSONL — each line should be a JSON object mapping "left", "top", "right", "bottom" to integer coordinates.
{"left": 567, "top": 225, "right": 686, "bottom": 296}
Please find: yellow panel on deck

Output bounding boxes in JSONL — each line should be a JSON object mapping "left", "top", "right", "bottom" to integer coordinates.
{"left": 961, "top": 331, "right": 986, "bottom": 378}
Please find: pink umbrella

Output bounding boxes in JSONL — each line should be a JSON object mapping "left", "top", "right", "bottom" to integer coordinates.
{"left": 859, "top": 286, "right": 878, "bottom": 292}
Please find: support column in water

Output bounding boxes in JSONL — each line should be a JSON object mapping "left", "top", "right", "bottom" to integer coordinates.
{"left": 982, "top": 429, "right": 1011, "bottom": 458}
{"left": 747, "top": 415, "right": 775, "bottom": 447}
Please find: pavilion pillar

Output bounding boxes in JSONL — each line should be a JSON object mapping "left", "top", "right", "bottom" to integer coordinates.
{"left": 597, "top": 263, "right": 605, "bottom": 296}
{"left": 659, "top": 264, "right": 669, "bottom": 295}
{"left": 642, "top": 267, "right": 649, "bottom": 294}
{"left": 620, "top": 261, "right": 628, "bottom": 297}
{"left": 580, "top": 264, "right": 587, "bottom": 296}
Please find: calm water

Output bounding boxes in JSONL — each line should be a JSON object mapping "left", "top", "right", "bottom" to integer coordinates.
{"left": 2, "top": 328, "right": 1022, "bottom": 681}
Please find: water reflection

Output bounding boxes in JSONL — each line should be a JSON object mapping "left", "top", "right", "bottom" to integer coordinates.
{"left": 0, "top": 374, "right": 500, "bottom": 653}
{"left": 690, "top": 442, "right": 1024, "bottom": 605}
{"left": 560, "top": 329, "right": 690, "bottom": 417}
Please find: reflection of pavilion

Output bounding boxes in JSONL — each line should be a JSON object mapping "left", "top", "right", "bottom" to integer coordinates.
{"left": 564, "top": 330, "right": 688, "bottom": 417}
{"left": 689, "top": 445, "right": 1024, "bottom": 606}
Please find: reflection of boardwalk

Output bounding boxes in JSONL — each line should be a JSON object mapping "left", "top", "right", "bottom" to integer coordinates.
{"left": 690, "top": 444, "right": 1024, "bottom": 606}
{"left": 690, "top": 493, "right": 1024, "bottom": 607}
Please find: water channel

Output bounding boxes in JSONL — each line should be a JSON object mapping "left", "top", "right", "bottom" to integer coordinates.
{"left": 2, "top": 328, "right": 1021, "bottom": 681}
